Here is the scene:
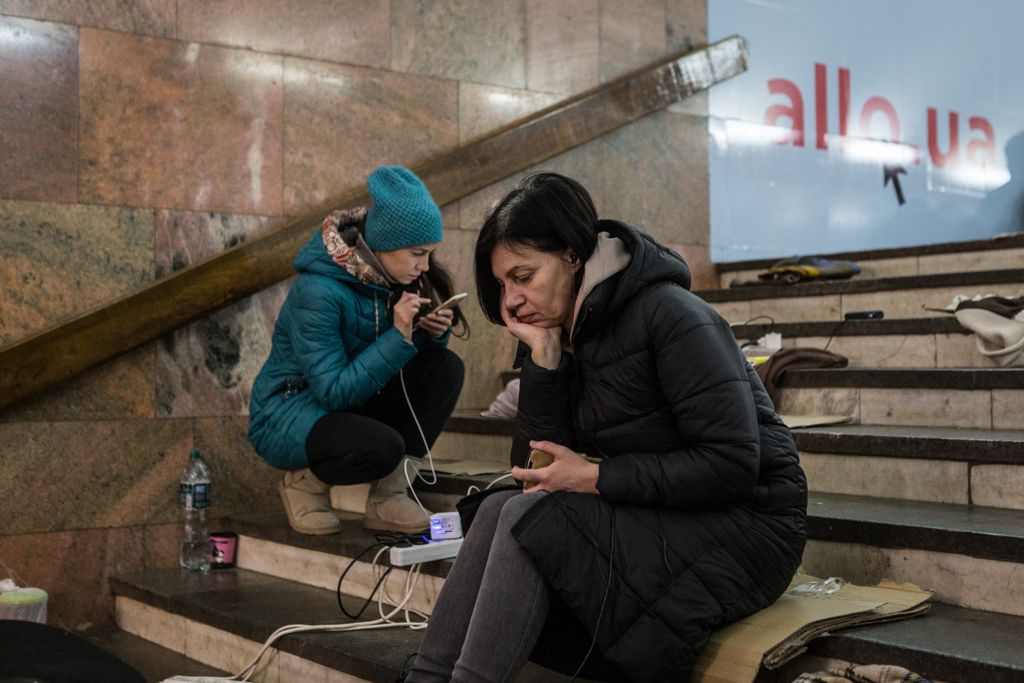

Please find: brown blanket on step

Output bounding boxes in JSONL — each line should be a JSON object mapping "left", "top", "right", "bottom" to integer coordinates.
{"left": 756, "top": 347, "right": 849, "bottom": 395}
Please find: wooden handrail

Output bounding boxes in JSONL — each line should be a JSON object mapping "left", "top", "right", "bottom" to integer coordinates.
{"left": 0, "top": 36, "right": 748, "bottom": 412}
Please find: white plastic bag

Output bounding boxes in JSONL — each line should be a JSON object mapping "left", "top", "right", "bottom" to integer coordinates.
{"left": 954, "top": 308, "right": 1024, "bottom": 367}
{"left": 480, "top": 378, "right": 520, "bottom": 419}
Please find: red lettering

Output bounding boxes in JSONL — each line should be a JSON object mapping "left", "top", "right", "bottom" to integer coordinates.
{"left": 928, "top": 108, "right": 960, "bottom": 168}
{"left": 765, "top": 78, "right": 804, "bottom": 146}
{"left": 967, "top": 116, "right": 997, "bottom": 166}
{"left": 763, "top": 65, "right": 999, "bottom": 174}
{"left": 860, "top": 97, "right": 900, "bottom": 142}
{"left": 838, "top": 67, "right": 850, "bottom": 139}
{"left": 815, "top": 63, "right": 828, "bottom": 149}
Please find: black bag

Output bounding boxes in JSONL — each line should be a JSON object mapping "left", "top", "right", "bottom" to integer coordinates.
{"left": 455, "top": 484, "right": 520, "bottom": 534}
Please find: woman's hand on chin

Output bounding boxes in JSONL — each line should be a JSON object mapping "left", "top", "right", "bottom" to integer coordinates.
{"left": 500, "top": 305, "right": 562, "bottom": 369}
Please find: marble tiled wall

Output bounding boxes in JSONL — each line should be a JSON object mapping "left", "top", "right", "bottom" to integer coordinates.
{"left": 0, "top": 0, "right": 710, "bottom": 627}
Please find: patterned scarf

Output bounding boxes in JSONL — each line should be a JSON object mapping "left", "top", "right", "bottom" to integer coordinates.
{"left": 320, "top": 208, "right": 392, "bottom": 287}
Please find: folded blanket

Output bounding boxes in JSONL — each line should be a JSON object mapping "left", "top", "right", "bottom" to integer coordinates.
{"left": 756, "top": 347, "right": 849, "bottom": 395}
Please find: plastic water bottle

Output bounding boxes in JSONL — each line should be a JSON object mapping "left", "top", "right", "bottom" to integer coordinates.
{"left": 180, "top": 449, "right": 212, "bottom": 572}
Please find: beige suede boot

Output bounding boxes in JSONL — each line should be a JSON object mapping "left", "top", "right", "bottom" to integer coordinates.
{"left": 362, "top": 459, "right": 431, "bottom": 533}
{"left": 280, "top": 468, "right": 341, "bottom": 535}
{"left": 329, "top": 483, "right": 371, "bottom": 513}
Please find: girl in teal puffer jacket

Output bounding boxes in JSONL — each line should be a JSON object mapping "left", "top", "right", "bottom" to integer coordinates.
{"left": 248, "top": 167, "right": 466, "bottom": 535}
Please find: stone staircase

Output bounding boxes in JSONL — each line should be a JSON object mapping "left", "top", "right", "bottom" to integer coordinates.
{"left": 105, "top": 234, "right": 1024, "bottom": 682}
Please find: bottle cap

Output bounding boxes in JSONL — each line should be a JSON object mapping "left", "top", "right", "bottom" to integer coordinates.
{"left": 190, "top": 449, "right": 201, "bottom": 459}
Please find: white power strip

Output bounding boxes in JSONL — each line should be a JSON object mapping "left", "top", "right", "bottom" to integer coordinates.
{"left": 389, "top": 538, "right": 463, "bottom": 566}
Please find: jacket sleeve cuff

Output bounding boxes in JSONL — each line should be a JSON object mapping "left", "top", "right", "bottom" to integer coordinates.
{"left": 519, "top": 353, "right": 571, "bottom": 391}
{"left": 595, "top": 458, "right": 622, "bottom": 501}
{"left": 412, "top": 327, "right": 451, "bottom": 350}
{"left": 371, "top": 327, "right": 419, "bottom": 374}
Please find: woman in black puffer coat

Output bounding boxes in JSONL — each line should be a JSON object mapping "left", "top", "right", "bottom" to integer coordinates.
{"left": 405, "top": 173, "right": 806, "bottom": 683}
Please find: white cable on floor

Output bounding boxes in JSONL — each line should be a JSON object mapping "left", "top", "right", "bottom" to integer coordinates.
{"left": 160, "top": 548, "right": 429, "bottom": 683}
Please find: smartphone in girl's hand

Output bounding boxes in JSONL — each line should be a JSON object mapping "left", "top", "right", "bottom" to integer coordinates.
{"left": 430, "top": 292, "right": 468, "bottom": 315}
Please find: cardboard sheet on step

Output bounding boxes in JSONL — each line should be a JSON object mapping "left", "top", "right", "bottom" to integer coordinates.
{"left": 430, "top": 459, "right": 511, "bottom": 476}
{"left": 692, "top": 574, "right": 932, "bottom": 683}
{"left": 780, "top": 414, "right": 853, "bottom": 429}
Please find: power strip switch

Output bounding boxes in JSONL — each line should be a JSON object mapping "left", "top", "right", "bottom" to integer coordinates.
{"left": 389, "top": 538, "right": 463, "bottom": 567}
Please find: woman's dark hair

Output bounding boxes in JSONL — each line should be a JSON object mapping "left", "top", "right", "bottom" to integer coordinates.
{"left": 474, "top": 172, "right": 598, "bottom": 325}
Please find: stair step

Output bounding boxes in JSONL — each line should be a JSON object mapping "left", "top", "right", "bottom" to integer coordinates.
{"left": 85, "top": 627, "right": 228, "bottom": 682}
{"left": 733, "top": 317, "right": 965, "bottom": 338}
{"left": 803, "top": 492, "right": 1024, "bottom": 616}
{"left": 111, "top": 568, "right": 426, "bottom": 682}
{"left": 775, "top": 369, "right": 1021, "bottom": 430}
{"left": 800, "top": 601, "right": 1024, "bottom": 683}
{"left": 703, "top": 268, "right": 1024, "bottom": 302}
{"left": 782, "top": 367, "right": 1024, "bottom": 389}
{"left": 716, "top": 233, "right": 1024, "bottom": 286}
{"left": 733, "top": 317, "right": 988, "bottom": 369}
{"left": 433, "top": 411, "right": 515, "bottom": 467}
{"left": 222, "top": 513, "right": 449, "bottom": 617}
{"left": 699, "top": 268, "right": 1024, "bottom": 324}
{"left": 796, "top": 425, "right": 1024, "bottom": 509}
{"left": 111, "top": 568, "right": 589, "bottom": 682}
{"left": 445, "top": 412, "right": 516, "bottom": 436}
{"left": 432, "top": 413, "right": 514, "bottom": 465}
{"left": 807, "top": 492, "right": 1024, "bottom": 564}
{"left": 795, "top": 424, "right": 1024, "bottom": 463}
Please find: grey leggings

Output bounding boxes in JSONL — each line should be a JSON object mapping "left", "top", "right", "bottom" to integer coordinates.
{"left": 405, "top": 490, "right": 549, "bottom": 683}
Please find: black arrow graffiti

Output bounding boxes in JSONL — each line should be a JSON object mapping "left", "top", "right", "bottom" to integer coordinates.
{"left": 883, "top": 164, "right": 907, "bottom": 205}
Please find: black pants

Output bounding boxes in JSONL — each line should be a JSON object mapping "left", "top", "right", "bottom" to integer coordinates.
{"left": 305, "top": 347, "right": 464, "bottom": 485}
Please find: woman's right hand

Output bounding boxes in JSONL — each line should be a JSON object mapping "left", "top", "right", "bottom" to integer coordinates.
{"left": 393, "top": 292, "right": 432, "bottom": 341}
{"left": 500, "top": 304, "right": 562, "bottom": 369}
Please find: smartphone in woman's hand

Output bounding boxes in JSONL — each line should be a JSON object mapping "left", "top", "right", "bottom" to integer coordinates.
{"left": 522, "top": 448, "right": 554, "bottom": 490}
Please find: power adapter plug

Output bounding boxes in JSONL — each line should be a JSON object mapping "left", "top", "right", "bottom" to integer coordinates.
{"left": 429, "top": 511, "right": 462, "bottom": 541}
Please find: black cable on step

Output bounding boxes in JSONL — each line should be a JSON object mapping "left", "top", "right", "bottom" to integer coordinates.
{"left": 336, "top": 533, "right": 431, "bottom": 620}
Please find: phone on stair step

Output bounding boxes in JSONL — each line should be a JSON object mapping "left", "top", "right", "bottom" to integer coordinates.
{"left": 844, "top": 310, "right": 884, "bottom": 320}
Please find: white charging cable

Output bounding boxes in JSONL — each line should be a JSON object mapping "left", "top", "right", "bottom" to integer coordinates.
{"left": 398, "top": 368, "right": 517, "bottom": 509}
{"left": 398, "top": 368, "right": 439, "bottom": 521}
{"left": 465, "top": 472, "right": 516, "bottom": 496}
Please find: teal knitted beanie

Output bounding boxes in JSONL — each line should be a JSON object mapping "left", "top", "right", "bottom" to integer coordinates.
{"left": 364, "top": 166, "right": 443, "bottom": 251}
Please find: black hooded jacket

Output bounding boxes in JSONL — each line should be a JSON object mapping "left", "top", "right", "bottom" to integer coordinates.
{"left": 510, "top": 221, "right": 807, "bottom": 681}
